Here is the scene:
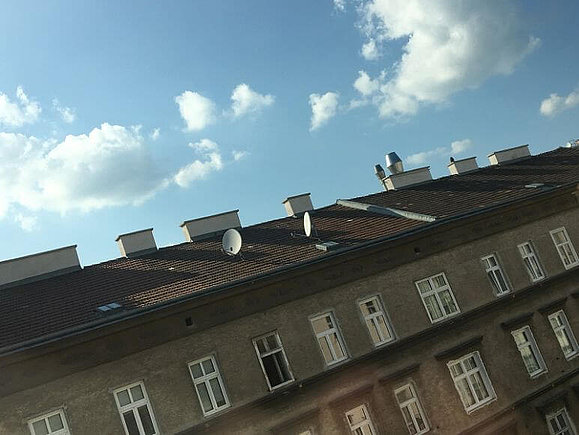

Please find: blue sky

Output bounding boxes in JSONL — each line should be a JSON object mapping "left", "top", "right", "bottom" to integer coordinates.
{"left": 0, "top": 0, "right": 578, "bottom": 266}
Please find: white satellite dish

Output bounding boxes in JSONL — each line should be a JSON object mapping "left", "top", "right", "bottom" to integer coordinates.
{"left": 304, "top": 211, "right": 312, "bottom": 237}
{"left": 222, "top": 228, "right": 242, "bottom": 255}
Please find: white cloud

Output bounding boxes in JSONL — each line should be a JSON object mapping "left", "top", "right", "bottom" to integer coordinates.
{"left": 361, "top": 39, "right": 379, "bottom": 60}
{"left": 150, "top": 128, "right": 160, "bottom": 141}
{"left": 358, "top": 1, "right": 539, "bottom": 119}
{"left": 174, "top": 139, "right": 223, "bottom": 187}
{"left": 333, "top": 0, "right": 346, "bottom": 11}
{"left": 354, "top": 71, "right": 380, "bottom": 96}
{"left": 14, "top": 214, "right": 38, "bottom": 232}
{"left": 309, "top": 92, "right": 339, "bottom": 131}
{"left": 230, "top": 83, "right": 274, "bottom": 118}
{"left": 0, "top": 124, "right": 170, "bottom": 216}
{"left": 52, "top": 99, "right": 76, "bottom": 123}
{"left": 175, "top": 91, "right": 216, "bottom": 131}
{"left": 540, "top": 90, "right": 579, "bottom": 117}
{"left": 406, "top": 138, "right": 472, "bottom": 165}
{"left": 0, "top": 87, "right": 41, "bottom": 128}
{"left": 232, "top": 150, "right": 248, "bottom": 161}
{"left": 450, "top": 139, "right": 472, "bottom": 154}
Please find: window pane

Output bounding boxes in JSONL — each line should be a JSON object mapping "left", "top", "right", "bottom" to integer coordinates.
{"left": 209, "top": 377, "right": 226, "bottom": 407}
{"left": 190, "top": 363, "right": 203, "bottom": 379}
{"left": 456, "top": 378, "right": 475, "bottom": 407}
{"left": 367, "top": 319, "right": 382, "bottom": 344}
{"left": 123, "top": 410, "right": 141, "bottom": 435}
{"left": 256, "top": 338, "right": 267, "bottom": 354}
{"left": 312, "top": 316, "right": 331, "bottom": 334}
{"left": 432, "top": 274, "right": 447, "bottom": 288}
{"left": 469, "top": 372, "right": 490, "bottom": 401}
{"left": 375, "top": 316, "right": 391, "bottom": 341}
{"left": 137, "top": 405, "right": 156, "bottom": 435}
{"left": 117, "top": 389, "right": 132, "bottom": 407}
{"left": 196, "top": 382, "right": 214, "bottom": 413}
{"left": 32, "top": 420, "right": 49, "bottom": 435}
{"left": 329, "top": 333, "right": 345, "bottom": 359}
{"left": 408, "top": 402, "right": 426, "bottom": 430}
{"left": 555, "top": 329, "right": 573, "bottom": 355}
{"left": 417, "top": 281, "right": 431, "bottom": 294}
{"left": 47, "top": 413, "right": 64, "bottom": 431}
{"left": 424, "top": 295, "right": 442, "bottom": 320}
{"left": 202, "top": 358, "right": 215, "bottom": 375}
{"left": 263, "top": 353, "right": 284, "bottom": 386}
{"left": 449, "top": 362, "right": 463, "bottom": 377}
{"left": 266, "top": 334, "right": 278, "bottom": 350}
{"left": 520, "top": 346, "right": 541, "bottom": 373}
{"left": 130, "top": 384, "right": 144, "bottom": 402}
{"left": 395, "top": 386, "right": 413, "bottom": 403}
{"left": 439, "top": 289, "right": 457, "bottom": 314}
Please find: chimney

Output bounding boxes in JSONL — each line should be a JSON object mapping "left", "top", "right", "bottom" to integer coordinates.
{"left": 0, "top": 245, "right": 81, "bottom": 289}
{"left": 448, "top": 157, "right": 479, "bottom": 175}
{"left": 116, "top": 228, "right": 157, "bottom": 258}
{"left": 488, "top": 145, "right": 530, "bottom": 165}
{"left": 383, "top": 167, "right": 433, "bottom": 190}
{"left": 180, "top": 210, "right": 241, "bottom": 241}
{"left": 282, "top": 193, "right": 313, "bottom": 217}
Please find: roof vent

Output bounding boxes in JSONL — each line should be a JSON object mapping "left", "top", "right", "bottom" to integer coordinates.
{"left": 448, "top": 157, "right": 479, "bottom": 175}
{"left": 383, "top": 167, "right": 433, "bottom": 190}
{"left": 180, "top": 210, "right": 241, "bottom": 242}
{"left": 488, "top": 144, "right": 530, "bottom": 165}
{"left": 0, "top": 245, "right": 81, "bottom": 289}
{"left": 115, "top": 228, "right": 157, "bottom": 258}
{"left": 385, "top": 152, "right": 404, "bottom": 174}
{"left": 97, "top": 302, "right": 123, "bottom": 314}
{"left": 315, "top": 241, "right": 340, "bottom": 252}
{"left": 282, "top": 193, "right": 313, "bottom": 217}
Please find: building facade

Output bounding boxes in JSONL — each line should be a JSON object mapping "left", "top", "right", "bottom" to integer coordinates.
{"left": 1, "top": 145, "right": 578, "bottom": 434}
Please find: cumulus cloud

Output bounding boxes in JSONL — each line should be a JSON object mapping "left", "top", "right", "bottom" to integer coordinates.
{"left": 230, "top": 83, "right": 274, "bottom": 118}
{"left": 0, "top": 124, "right": 170, "bottom": 216}
{"left": 14, "top": 214, "right": 38, "bottom": 232}
{"left": 232, "top": 150, "right": 248, "bottom": 161}
{"left": 354, "top": 71, "right": 381, "bottom": 96}
{"left": 406, "top": 138, "right": 472, "bottom": 165}
{"left": 52, "top": 99, "right": 76, "bottom": 123}
{"left": 540, "top": 90, "right": 579, "bottom": 117}
{"left": 0, "top": 87, "right": 41, "bottom": 128}
{"left": 150, "top": 128, "right": 160, "bottom": 140}
{"left": 175, "top": 91, "right": 216, "bottom": 131}
{"left": 174, "top": 139, "right": 224, "bottom": 187}
{"left": 356, "top": 1, "right": 539, "bottom": 119}
{"left": 333, "top": 0, "right": 346, "bottom": 11}
{"left": 309, "top": 92, "right": 339, "bottom": 131}
{"left": 361, "top": 39, "right": 379, "bottom": 60}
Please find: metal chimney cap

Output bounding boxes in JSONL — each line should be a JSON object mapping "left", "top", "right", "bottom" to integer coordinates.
{"left": 385, "top": 152, "right": 404, "bottom": 174}
{"left": 374, "top": 164, "right": 386, "bottom": 180}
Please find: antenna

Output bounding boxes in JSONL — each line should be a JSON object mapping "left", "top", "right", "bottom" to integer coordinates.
{"left": 304, "top": 211, "right": 313, "bottom": 237}
{"left": 222, "top": 228, "right": 242, "bottom": 256}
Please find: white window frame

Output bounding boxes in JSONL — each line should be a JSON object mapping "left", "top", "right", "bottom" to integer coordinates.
{"left": 310, "top": 312, "right": 348, "bottom": 366}
{"left": 188, "top": 355, "right": 230, "bottom": 416}
{"left": 358, "top": 295, "right": 395, "bottom": 346}
{"left": 481, "top": 254, "right": 510, "bottom": 295}
{"left": 113, "top": 381, "right": 159, "bottom": 435}
{"left": 548, "top": 310, "right": 579, "bottom": 360}
{"left": 511, "top": 326, "right": 547, "bottom": 378}
{"left": 252, "top": 331, "right": 295, "bottom": 390}
{"left": 394, "top": 383, "right": 430, "bottom": 435}
{"left": 550, "top": 227, "right": 579, "bottom": 270}
{"left": 415, "top": 272, "right": 460, "bottom": 323}
{"left": 28, "top": 409, "right": 70, "bottom": 435}
{"left": 518, "top": 241, "right": 545, "bottom": 282}
{"left": 345, "top": 404, "right": 376, "bottom": 435}
{"left": 447, "top": 351, "right": 496, "bottom": 413}
{"left": 547, "top": 407, "right": 577, "bottom": 435}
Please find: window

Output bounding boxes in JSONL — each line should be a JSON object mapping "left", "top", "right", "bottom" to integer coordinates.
{"left": 481, "top": 254, "right": 510, "bottom": 295}
{"left": 415, "top": 273, "right": 460, "bottom": 323}
{"left": 28, "top": 409, "right": 70, "bottom": 435}
{"left": 188, "top": 355, "right": 230, "bottom": 416}
{"left": 511, "top": 326, "right": 547, "bottom": 377}
{"left": 310, "top": 312, "right": 348, "bottom": 366}
{"left": 253, "top": 331, "right": 294, "bottom": 390}
{"left": 345, "top": 404, "right": 376, "bottom": 435}
{"left": 518, "top": 242, "right": 545, "bottom": 281}
{"left": 394, "top": 383, "right": 429, "bottom": 434}
{"left": 550, "top": 228, "right": 579, "bottom": 269}
{"left": 359, "top": 296, "right": 395, "bottom": 346}
{"left": 547, "top": 408, "right": 577, "bottom": 435}
{"left": 447, "top": 351, "right": 496, "bottom": 413}
{"left": 548, "top": 310, "right": 579, "bottom": 359}
{"left": 113, "top": 382, "right": 158, "bottom": 435}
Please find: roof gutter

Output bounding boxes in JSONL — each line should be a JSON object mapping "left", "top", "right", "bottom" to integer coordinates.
{"left": 1, "top": 182, "right": 577, "bottom": 357}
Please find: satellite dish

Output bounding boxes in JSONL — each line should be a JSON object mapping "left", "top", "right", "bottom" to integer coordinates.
{"left": 304, "top": 211, "right": 312, "bottom": 237}
{"left": 222, "top": 228, "right": 242, "bottom": 255}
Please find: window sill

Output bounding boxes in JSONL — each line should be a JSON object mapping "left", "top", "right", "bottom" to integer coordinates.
{"left": 464, "top": 396, "right": 497, "bottom": 415}
{"left": 269, "top": 379, "right": 295, "bottom": 392}
{"left": 529, "top": 369, "right": 548, "bottom": 379}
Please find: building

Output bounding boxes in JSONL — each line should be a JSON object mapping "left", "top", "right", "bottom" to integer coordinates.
{"left": 1, "top": 144, "right": 578, "bottom": 434}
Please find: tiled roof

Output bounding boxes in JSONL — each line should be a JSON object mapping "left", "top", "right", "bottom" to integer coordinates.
{"left": 1, "top": 147, "right": 579, "bottom": 351}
